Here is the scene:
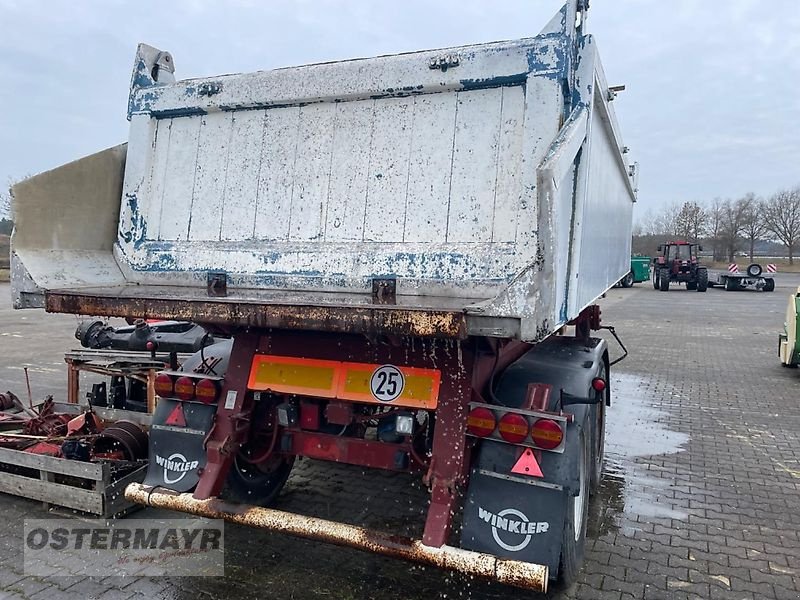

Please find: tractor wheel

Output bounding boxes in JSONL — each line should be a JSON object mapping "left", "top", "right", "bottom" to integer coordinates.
{"left": 659, "top": 269, "right": 670, "bottom": 291}
{"left": 686, "top": 281, "right": 697, "bottom": 290}
{"left": 696, "top": 268, "right": 708, "bottom": 292}
{"left": 652, "top": 270, "right": 660, "bottom": 289}
{"left": 724, "top": 277, "right": 738, "bottom": 291}
{"left": 764, "top": 278, "right": 775, "bottom": 292}
{"left": 620, "top": 272, "right": 634, "bottom": 288}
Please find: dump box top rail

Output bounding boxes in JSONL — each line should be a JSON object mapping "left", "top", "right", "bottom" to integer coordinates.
{"left": 11, "top": 1, "right": 637, "bottom": 341}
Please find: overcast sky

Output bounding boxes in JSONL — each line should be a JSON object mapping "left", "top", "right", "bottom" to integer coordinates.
{"left": 0, "top": 0, "right": 798, "bottom": 221}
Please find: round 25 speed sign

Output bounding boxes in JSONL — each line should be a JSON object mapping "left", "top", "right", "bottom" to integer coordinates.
{"left": 370, "top": 365, "right": 405, "bottom": 402}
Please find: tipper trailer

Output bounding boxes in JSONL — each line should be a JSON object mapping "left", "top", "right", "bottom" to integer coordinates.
{"left": 10, "top": 1, "right": 637, "bottom": 591}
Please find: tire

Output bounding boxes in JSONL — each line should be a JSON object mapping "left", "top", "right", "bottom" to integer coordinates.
{"left": 659, "top": 269, "right": 670, "bottom": 291}
{"left": 696, "top": 268, "right": 708, "bottom": 292}
{"left": 747, "top": 263, "right": 763, "bottom": 277}
{"left": 589, "top": 364, "right": 607, "bottom": 494}
{"left": 764, "top": 278, "right": 775, "bottom": 292}
{"left": 223, "top": 450, "right": 295, "bottom": 506}
{"left": 653, "top": 268, "right": 660, "bottom": 289}
{"left": 620, "top": 272, "right": 634, "bottom": 288}
{"left": 557, "top": 426, "right": 591, "bottom": 588}
{"left": 724, "top": 277, "right": 738, "bottom": 291}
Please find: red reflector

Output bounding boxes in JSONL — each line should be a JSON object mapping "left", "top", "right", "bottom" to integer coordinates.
{"left": 154, "top": 374, "right": 174, "bottom": 397}
{"left": 195, "top": 378, "right": 219, "bottom": 404}
{"left": 531, "top": 419, "right": 563, "bottom": 450}
{"left": 592, "top": 377, "right": 606, "bottom": 392}
{"left": 511, "top": 447, "right": 544, "bottom": 478}
{"left": 498, "top": 413, "right": 528, "bottom": 444}
{"left": 164, "top": 403, "right": 187, "bottom": 427}
{"left": 174, "top": 376, "right": 195, "bottom": 401}
{"left": 466, "top": 407, "right": 496, "bottom": 437}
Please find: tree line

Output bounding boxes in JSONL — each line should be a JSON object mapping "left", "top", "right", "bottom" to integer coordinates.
{"left": 0, "top": 185, "right": 13, "bottom": 235}
{"left": 634, "top": 185, "right": 800, "bottom": 264}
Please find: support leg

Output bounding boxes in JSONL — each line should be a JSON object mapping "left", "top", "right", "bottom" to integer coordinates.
{"left": 194, "top": 332, "right": 260, "bottom": 500}
{"left": 422, "top": 351, "right": 472, "bottom": 547}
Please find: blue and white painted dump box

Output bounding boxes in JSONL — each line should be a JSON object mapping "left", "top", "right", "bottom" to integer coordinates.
{"left": 11, "top": 2, "right": 636, "bottom": 342}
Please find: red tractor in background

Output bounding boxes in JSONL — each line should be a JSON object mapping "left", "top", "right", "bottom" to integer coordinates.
{"left": 652, "top": 241, "right": 708, "bottom": 292}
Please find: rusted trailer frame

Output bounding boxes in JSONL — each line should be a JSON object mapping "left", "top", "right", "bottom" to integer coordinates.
{"left": 46, "top": 288, "right": 470, "bottom": 339}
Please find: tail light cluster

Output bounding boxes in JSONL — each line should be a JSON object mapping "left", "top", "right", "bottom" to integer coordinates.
{"left": 154, "top": 372, "right": 222, "bottom": 404}
{"left": 466, "top": 402, "right": 567, "bottom": 452}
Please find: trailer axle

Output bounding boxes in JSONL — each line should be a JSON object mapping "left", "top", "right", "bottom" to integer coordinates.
{"left": 125, "top": 483, "right": 549, "bottom": 592}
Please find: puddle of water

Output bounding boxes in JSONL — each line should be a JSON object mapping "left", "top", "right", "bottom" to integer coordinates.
{"left": 589, "top": 373, "right": 690, "bottom": 536}
{"left": 606, "top": 373, "right": 689, "bottom": 457}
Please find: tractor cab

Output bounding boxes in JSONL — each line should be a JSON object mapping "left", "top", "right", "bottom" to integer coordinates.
{"left": 658, "top": 241, "right": 699, "bottom": 271}
{"left": 653, "top": 241, "right": 707, "bottom": 292}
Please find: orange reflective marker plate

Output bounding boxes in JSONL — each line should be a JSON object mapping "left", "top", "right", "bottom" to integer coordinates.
{"left": 248, "top": 355, "right": 440, "bottom": 409}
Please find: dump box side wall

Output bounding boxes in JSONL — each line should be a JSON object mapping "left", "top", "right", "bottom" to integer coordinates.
{"left": 568, "top": 38, "right": 634, "bottom": 317}
{"left": 10, "top": 145, "right": 128, "bottom": 308}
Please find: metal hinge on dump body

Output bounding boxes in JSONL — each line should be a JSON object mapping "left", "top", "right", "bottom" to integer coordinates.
{"left": 207, "top": 272, "right": 227, "bottom": 297}
{"left": 429, "top": 54, "right": 460, "bottom": 72}
{"left": 372, "top": 278, "right": 396, "bottom": 305}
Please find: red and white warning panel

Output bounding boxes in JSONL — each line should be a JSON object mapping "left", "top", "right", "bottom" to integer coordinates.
{"left": 728, "top": 263, "right": 739, "bottom": 273}
{"left": 767, "top": 264, "right": 777, "bottom": 273}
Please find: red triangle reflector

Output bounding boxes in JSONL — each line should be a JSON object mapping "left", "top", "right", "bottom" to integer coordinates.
{"left": 165, "top": 403, "right": 187, "bottom": 427}
{"left": 511, "top": 447, "right": 543, "bottom": 478}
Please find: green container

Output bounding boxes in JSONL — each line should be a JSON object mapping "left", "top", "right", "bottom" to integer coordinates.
{"left": 630, "top": 256, "right": 651, "bottom": 283}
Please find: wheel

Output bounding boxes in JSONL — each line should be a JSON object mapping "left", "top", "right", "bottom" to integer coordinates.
{"left": 652, "top": 269, "right": 659, "bottom": 289}
{"left": 724, "top": 277, "right": 738, "bottom": 291}
{"left": 747, "top": 263, "right": 763, "bottom": 277}
{"left": 686, "top": 281, "right": 697, "bottom": 290}
{"left": 557, "top": 426, "right": 590, "bottom": 587}
{"left": 224, "top": 451, "right": 295, "bottom": 506}
{"left": 659, "top": 269, "right": 670, "bottom": 291}
{"left": 764, "top": 278, "right": 775, "bottom": 292}
{"left": 589, "top": 364, "right": 607, "bottom": 494}
{"left": 696, "top": 268, "right": 708, "bottom": 292}
{"left": 620, "top": 272, "right": 634, "bottom": 288}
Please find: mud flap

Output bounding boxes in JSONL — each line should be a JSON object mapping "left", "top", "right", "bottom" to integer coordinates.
{"left": 460, "top": 440, "right": 572, "bottom": 576}
{"left": 143, "top": 399, "right": 216, "bottom": 492}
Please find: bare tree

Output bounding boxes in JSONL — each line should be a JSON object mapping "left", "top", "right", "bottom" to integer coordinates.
{"left": 706, "top": 198, "right": 725, "bottom": 261}
{"left": 719, "top": 198, "right": 750, "bottom": 262}
{"left": 764, "top": 186, "right": 800, "bottom": 264}
{"left": 0, "top": 184, "right": 10, "bottom": 220}
{"left": 739, "top": 193, "right": 767, "bottom": 261}
{"left": 643, "top": 202, "right": 681, "bottom": 237}
{"left": 674, "top": 201, "right": 707, "bottom": 240}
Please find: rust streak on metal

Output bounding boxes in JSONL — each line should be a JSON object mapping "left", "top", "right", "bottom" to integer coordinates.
{"left": 45, "top": 292, "right": 467, "bottom": 339}
{"left": 124, "top": 483, "right": 548, "bottom": 592}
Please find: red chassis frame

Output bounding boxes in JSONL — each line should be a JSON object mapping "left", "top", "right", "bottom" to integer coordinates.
{"left": 194, "top": 306, "right": 601, "bottom": 548}
{"left": 193, "top": 329, "right": 528, "bottom": 548}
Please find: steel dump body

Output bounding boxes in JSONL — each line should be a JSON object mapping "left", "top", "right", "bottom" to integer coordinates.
{"left": 11, "top": 6, "right": 636, "bottom": 341}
